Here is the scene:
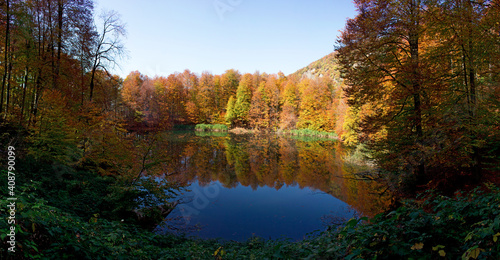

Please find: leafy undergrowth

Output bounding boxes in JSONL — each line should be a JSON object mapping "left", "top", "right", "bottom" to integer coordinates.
{"left": 1, "top": 181, "right": 499, "bottom": 259}
{"left": 306, "top": 185, "right": 500, "bottom": 259}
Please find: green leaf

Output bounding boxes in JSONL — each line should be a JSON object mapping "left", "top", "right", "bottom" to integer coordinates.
{"left": 465, "top": 232, "right": 474, "bottom": 241}
{"left": 493, "top": 232, "right": 500, "bottom": 243}
{"left": 411, "top": 243, "right": 424, "bottom": 250}
{"left": 432, "top": 245, "right": 445, "bottom": 251}
{"left": 463, "top": 246, "right": 485, "bottom": 260}
{"left": 469, "top": 248, "right": 484, "bottom": 259}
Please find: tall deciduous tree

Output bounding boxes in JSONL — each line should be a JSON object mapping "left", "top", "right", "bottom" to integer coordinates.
{"left": 225, "top": 95, "right": 236, "bottom": 127}
{"left": 338, "top": 0, "right": 500, "bottom": 189}
{"left": 89, "top": 10, "right": 125, "bottom": 101}
{"left": 197, "top": 71, "right": 216, "bottom": 123}
{"left": 249, "top": 82, "right": 269, "bottom": 129}
{"left": 279, "top": 78, "right": 299, "bottom": 130}
{"left": 430, "top": 0, "right": 500, "bottom": 176}
{"left": 297, "top": 77, "right": 335, "bottom": 132}
{"left": 220, "top": 69, "right": 240, "bottom": 101}
{"left": 232, "top": 73, "right": 253, "bottom": 127}
{"left": 337, "top": 0, "right": 429, "bottom": 184}
{"left": 0, "top": 0, "right": 11, "bottom": 116}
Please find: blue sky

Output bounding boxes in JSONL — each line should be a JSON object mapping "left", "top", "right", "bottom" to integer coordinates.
{"left": 95, "top": 0, "right": 356, "bottom": 78}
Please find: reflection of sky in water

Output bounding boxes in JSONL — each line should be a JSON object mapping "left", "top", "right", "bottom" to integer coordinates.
{"left": 151, "top": 132, "right": 389, "bottom": 241}
{"left": 161, "top": 180, "right": 355, "bottom": 241}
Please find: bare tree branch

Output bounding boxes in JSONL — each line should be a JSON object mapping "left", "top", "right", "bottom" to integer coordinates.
{"left": 89, "top": 10, "right": 127, "bottom": 101}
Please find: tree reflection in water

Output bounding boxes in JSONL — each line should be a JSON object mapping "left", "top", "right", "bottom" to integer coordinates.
{"left": 149, "top": 131, "right": 391, "bottom": 240}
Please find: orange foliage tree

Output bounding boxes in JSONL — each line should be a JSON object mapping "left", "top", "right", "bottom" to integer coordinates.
{"left": 297, "top": 77, "right": 336, "bottom": 132}
{"left": 337, "top": 0, "right": 500, "bottom": 190}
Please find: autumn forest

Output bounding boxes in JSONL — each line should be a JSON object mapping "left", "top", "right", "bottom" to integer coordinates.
{"left": 1, "top": 0, "right": 500, "bottom": 259}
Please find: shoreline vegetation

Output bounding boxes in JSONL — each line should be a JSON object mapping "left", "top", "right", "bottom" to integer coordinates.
{"left": 194, "top": 124, "right": 339, "bottom": 140}
{"left": 194, "top": 124, "right": 229, "bottom": 132}
{"left": 278, "top": 128, "right": 338, "bottom": 140}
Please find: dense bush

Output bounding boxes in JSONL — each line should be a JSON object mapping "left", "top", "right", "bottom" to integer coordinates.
{"left": 305, "top": 185, "right": 500, "bottom": 259}
{"left": 195, "top": 124, "right": 229, "bottom": 132}
{"left": 280, "top": 129, "right": 338, "bottom": 140}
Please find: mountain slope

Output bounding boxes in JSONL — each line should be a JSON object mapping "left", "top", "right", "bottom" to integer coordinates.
{"left": 291, "top": 52, "right": 341, "bottom": 81}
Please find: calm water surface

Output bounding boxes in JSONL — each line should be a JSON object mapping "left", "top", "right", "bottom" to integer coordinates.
{"left": 154, "top": 132, "right": 389, "bottom": 241}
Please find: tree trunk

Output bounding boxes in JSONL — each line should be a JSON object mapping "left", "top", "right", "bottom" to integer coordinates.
{"left": 5, "top": 60, "right": 12, "bottom": 115}
{"left": 20, "top": 67, "right": 29, "bottom": 125}
{"left": 465, "top": 0, "right": 481, "bottom": 176}
{"left": 1, "top": 0, "right": 10, "bottom": 115}
{"left": 89, "top": 66, "right": 96, "bottom": 101}
{"left": 55, "top": 0, "right": 64, "bottom": 88}
{"left": 409, "top": 0, "right": 425, "bottom": 182}
{"left": 31, "top": 70, "right": 43, "bottom": 126}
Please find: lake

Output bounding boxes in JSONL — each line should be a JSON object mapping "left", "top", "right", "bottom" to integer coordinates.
{"left": 153, "top": 131, "right": 390, "bottom": 241}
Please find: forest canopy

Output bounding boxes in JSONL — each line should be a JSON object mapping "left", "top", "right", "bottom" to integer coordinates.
{"left": 120, "top": 69, "right": 344, "bottom": 135}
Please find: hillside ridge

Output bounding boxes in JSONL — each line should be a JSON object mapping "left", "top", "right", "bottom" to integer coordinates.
{"left": 291, "top": 52, "right": 341, "bottom": 81}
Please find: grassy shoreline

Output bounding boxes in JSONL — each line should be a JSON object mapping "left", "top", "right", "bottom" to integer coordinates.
{"left": 194, "top": 124, "right": 229, "bottom": 132}
{"left": 278, "top": 129, "right": 338, "bottom": 140}
{"left": 195, "top": 124, "right": 339, "bottom": 140}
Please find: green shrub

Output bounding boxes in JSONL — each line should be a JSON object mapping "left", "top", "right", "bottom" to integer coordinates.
{"left": 195, "top": 124, "right": 228, "bottom": 132}
{"left": 280, "top": 129, "right": 338, "bottom": 140}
